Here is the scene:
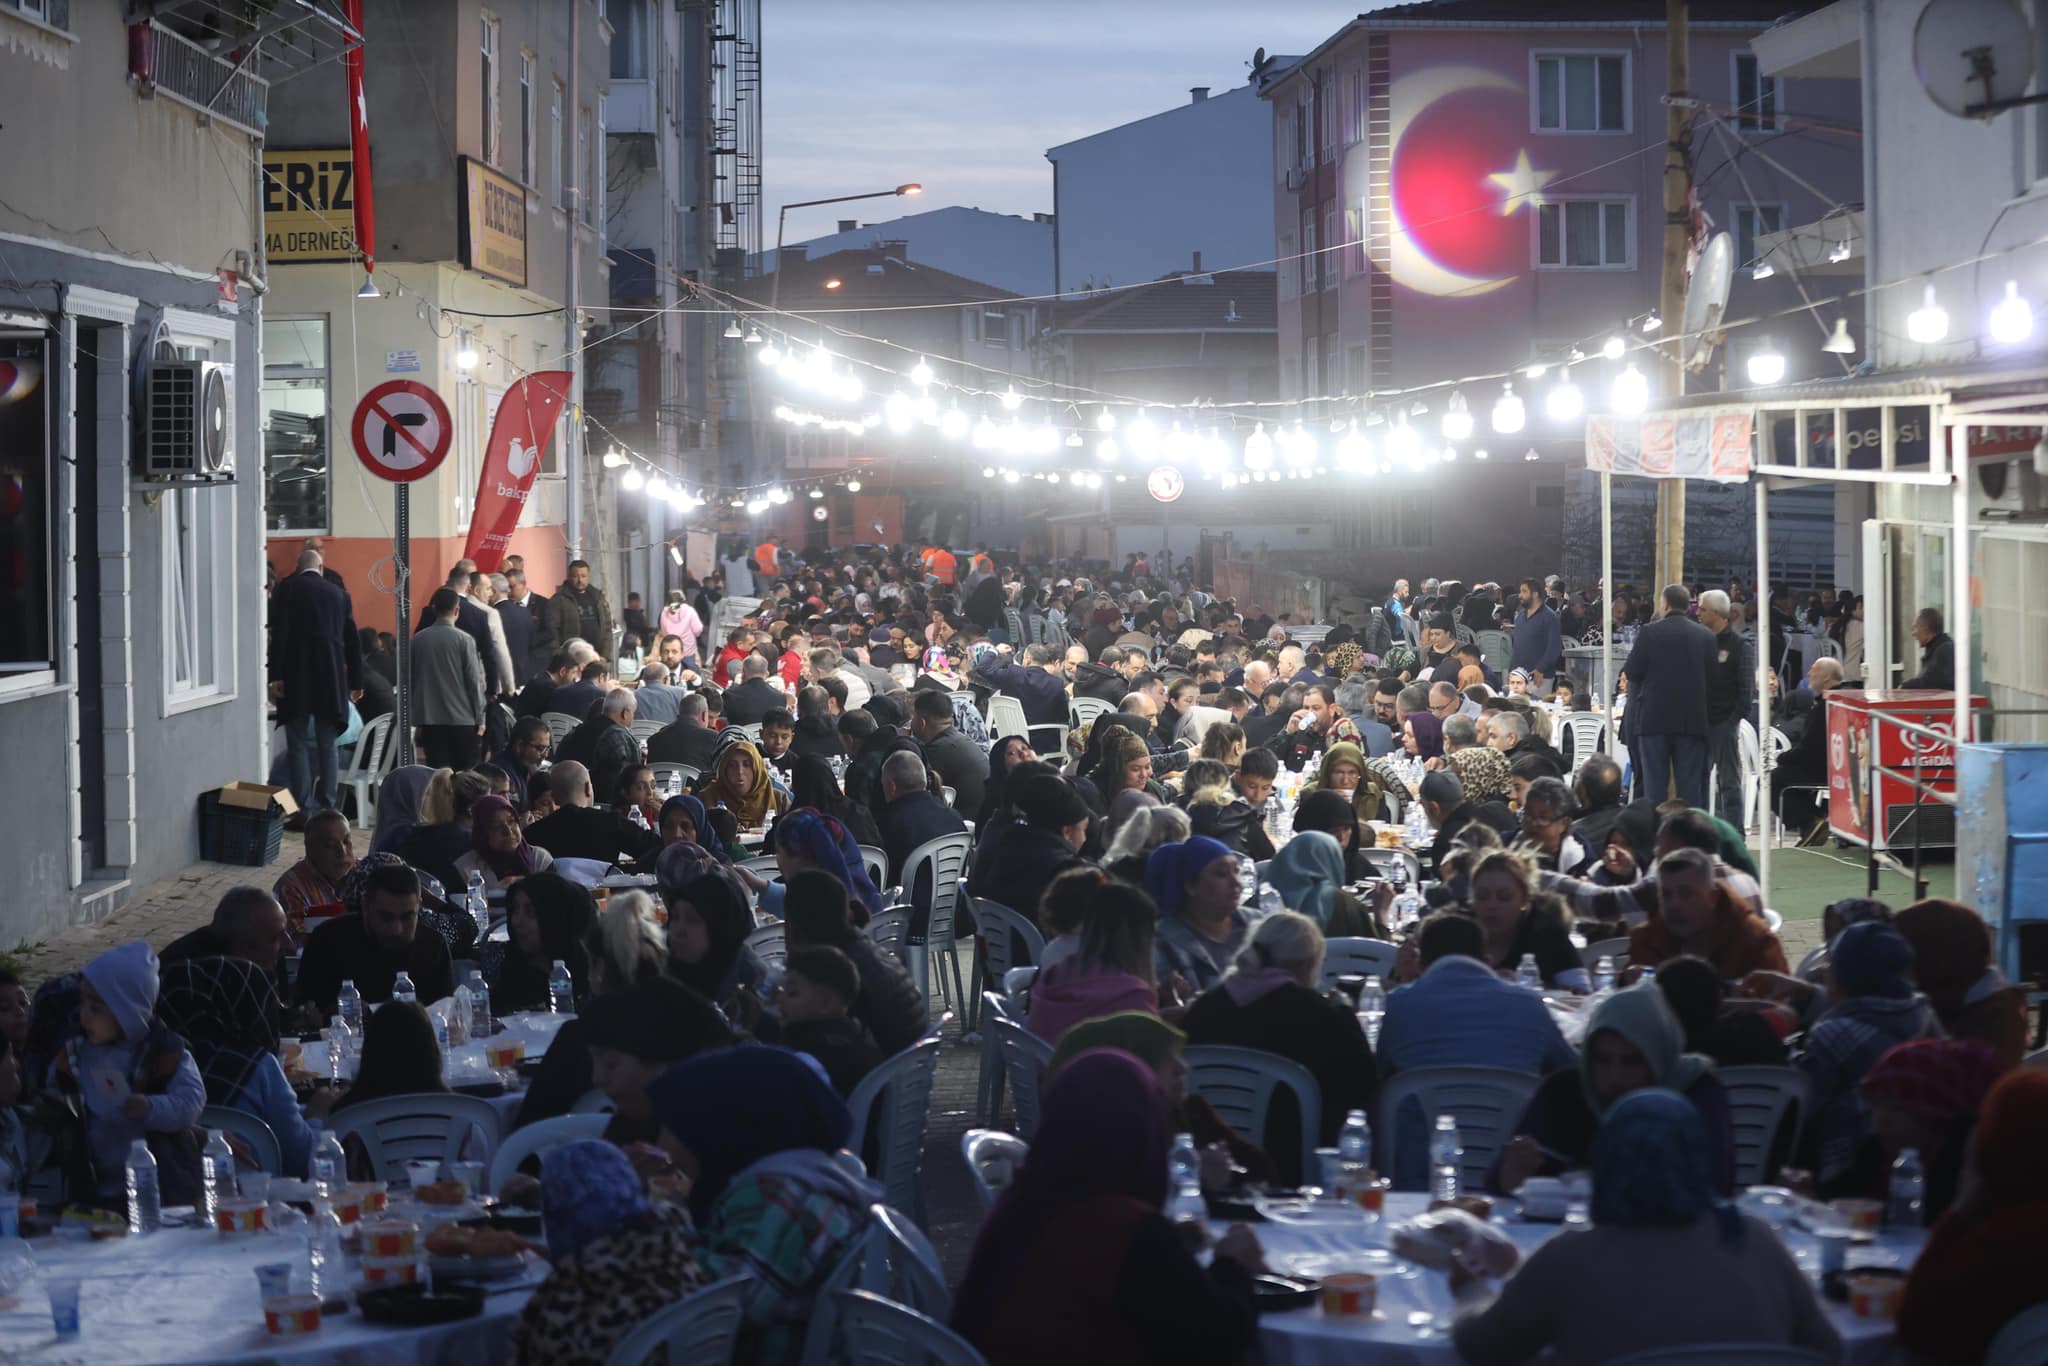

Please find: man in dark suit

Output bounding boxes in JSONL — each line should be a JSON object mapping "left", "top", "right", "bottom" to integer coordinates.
{"left": 1621, "top": 584, "right": 1717, "bottom": 810}
{"left": 514, "top": 650, "right": 582, "bottom": 719}
{"left": 417, "top": 566, "right": 506, "bottom": 699}
{"left": 876, "top": 749, "right": 967, "bottom": 936}
{"left": 522, "top": 761, "right": 660, "bottom": 869}
{"left": 720, "top": 654, "right": 789, "bottom": 726}
{"left": 503, "top": 567, "right": 551, "bottom": 677}
{"left": 493, "top": 573, "right": 536, "bottom": 691}
{"left": 268, "top": 547, "right": 362, "bottom": 819}
{"left": 647, "top": 692, "right": 721, "bottom": 770}
{"left": 1900, "top": 608, "right": 1956, "bottom": 690}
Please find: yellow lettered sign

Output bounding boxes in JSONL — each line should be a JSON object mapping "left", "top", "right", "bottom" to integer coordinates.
{"left": 261, "top": 148, "right": 359, "bottom": 264}
{"left": 461, "top": 156, "right": 528, "bottom": 288}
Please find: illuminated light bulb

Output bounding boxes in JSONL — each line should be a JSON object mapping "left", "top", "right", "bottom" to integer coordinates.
{"left": 758, "top": 343, "right": 781, "bottom": 366}
{"left": 1097, "top": 438, "right": 1120, "bottom": 462}
{"left": 1441, "top": 392, "right": 1474, "bottom": 441}
{"left": 846, "top": 478, "right": 862, "bottom": 492}
{"left": 1745, "top": 342, "right": 1786, "bottom": 386}
{"left": 1000, "top": 386, "right": 1023, "bottom": 411}
{"left": 982, "top": 466, "right": 995, "bottom": 478}
{"left": 1602, "top": 334, "right": 1626, "bottom": 360}
{"left": 1127, "top": 410, "right": 1159, "bottom": 452}
{"left": 1524, "top": 448, "right": 1541, "bottom": 462}
{"left": 601, "top": 446, "right": 626, "bottom": 469}
{"left": 1545, "top": 373, "right": 1583, "bottom": 422}
{"left": 746, "top": 498, "right": 769, "bottom": 514}
{"left": 723, "top": 317, "right": 744, "bottom": 340}
{"left": 1283, "top": 421, "right": 1317, "bottom": 467}
{"left": 1475, "top": 448, "right": 1490, "bottom": 460}
{"left": 1047, "top": 473, "right": 1061, "bottom": 485}
{"left": 621, "top": 468, "right": 645, "bottom": 492}
{"left": 1336, "top": 421, "right": 1369, "bottom": 471}
{"left": 1641, "top": 312, "right": 1662, "bottom": 333}
{"left": 1442, "top": 447, "right": 1458, "bottom": 462}
{"left": 1828, "top": 237, "right": 1852, "bottom": 264}
{"left": 1524, "top": 362, "right": 1548, "bottom": 381}
{"left": 1822, "top": 319, "right": 1856, "bottom": 355}
{"left": 669, "top": 544, "right": 685, "bottom": 566}
{"left": 884, "top": 392, "right": 913, "bottom": 431}
{"left": 1388, "top": 416, "right": 1423, "bottom": 463}
{"left": 1409, "top": 401, "right": 1430, "bottom": 418}
{"left": 1095, "top": 407, "right": 1117, "bottom": 432}
{"left": 808, "top": 487, "right": 825, "bottom": 499}
{"left": 1907, "top": 283, "right": 1949, "bottom": 343}
{"left": 1002, "top": 469, "right": 1021, "bottom": 484}
{"left": 1611, "top": 364, "right": 1650, "bottom": 415}
{"left": 455, "top": 346, "right": 479, "bottom": 371}
{"left": 1751, "top": 260, "right": 1775, "bottom": 281}
{"left": 972, "top": 417, "right": 999, "bottom": 449}
{"left": 1242, "top": 422, "right": 1273, "bottom": 470}
{"left": 1492, "top": 383, "right": 1525, "bottom": 435}
{"left": 1065, "top": 431, "right": 1084, "bottom": 448}
{"left": 768, "top": 486, "right": 792, "bottom": 504}
{"left": 910, "top": 356, "right": 934, "bottom": 386}
{"left": 941, "top": 406, "right": 969, "bottom": 440}
{"left": 743, "top": 326, "right": 762, "bottom": 345}
{"left": 1990, "top": 279, "right": 2034, "bottom": 346}
{"left": 838, "top": 373, "right": 866, "bottom": 402}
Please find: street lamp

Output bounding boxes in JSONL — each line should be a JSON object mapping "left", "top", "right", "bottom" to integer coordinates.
{"left": 771, "top": 183, "right": 923, "bottom": 310}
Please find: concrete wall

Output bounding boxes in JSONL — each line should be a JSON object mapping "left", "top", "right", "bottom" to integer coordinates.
{"left": 1049, "top": 82, "right": 1278, "bottom": 292}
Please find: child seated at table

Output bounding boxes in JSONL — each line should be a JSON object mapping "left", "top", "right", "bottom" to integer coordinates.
{"left": 762, "top": 947, "right": 882, "bottom": 1097}
{"left": 50, "top": 942, "right": 206, "bottom": 1208}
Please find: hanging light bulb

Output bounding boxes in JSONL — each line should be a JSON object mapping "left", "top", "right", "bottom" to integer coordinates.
{"left": 601, "top": 445, "right": 626, "bottom": 469}
{"left": 1000, "top": 386, "right": 1023, "bottom": 411}
{"left": 1544, "top": 371, "right": 1583, "bottom": 422}
{"left": 647, "top": 476, "right": 669, "bottom": 499}
{"left": 1002, "top": 469, "right": 1021, "bottom": 484}
{"left": 1524, "top": 448, "right": 1542, "bottom": 462}
{"left": 758, "top": 343, "right": 781, "bottom": 366}
{"left": 1285, "top": 421, "right": 1318, "bottom": 467}
{"left": 1822, "top": 318, "right": 1857, "bottom": 355}
{"left": 1990, "top": 279, "right": 2034, "bottom": 346}
{"left": 1611, "top": 364, "right": 1650, "bottom": 415}
{"left": 1097, "top": 437, "right": 1120, "bottom": 462}
{"left": 1907, "top": 283, "right": 1949, "bottom": 343}
{"left": 1388, "top": 415, "right": 1423, "bottom": 463}
{"left": 454, "top": 344, "right": 479, "bottom": 371}
{"left": 768, "top": 486, "right": 792, "bottom": 505}
{"left": 1641, "top": 312, "right": 1662, "bottom": 333}
{"left": 1242, "top": 423, "right": 1274, "bottom": 469}
{"left": 743, "top": 326, "right": 763, "bottom": 345}
{"left": 1337, "top": 420, "right": 1370, "bottom": 472}
{"left": 1746, "top": 340, "right": 1787, "bottom": 386}
{"left": 1751, "top": 260, "right": 1776, "bottom": 281}
{"left": 1491, "top": 382, "right": 1525, "bottom": 435}
{"left": 1408, "top": 400, "right": 1430, "bottom": 418}
{"left": 356, "top": 274, "right": 382, "bottom": 299}
{"left": 1126, "top": 409, "right": 1159, "bottom": 453}
{"left": 884, "top": 392, "right": 914, "bottom": 431}
{"left": 1828, "top": 236, "right": 1853, "bottom": 264}
{"left": 807, "top": 486, "right": 825, "bottom": 499}
{"left": 723, "top": 316, "right": 744, "bottom": 340}
{"left": 620, "top": 468, "right": 645, "bottom": 492}
{"left": 668, "top": 543, "right": 685, "bottom": 567}
{"left": 1095, "top": 407, "right": 1117, "bottom": 432}
{"left": 910, "top": 356, "right": 934, "bottom": 386}
{"left": 1474, "top": 448, "right": 1490, "bottom": 460}
{"left": 746, "top": 498, "right": 770, "bottom": 515}
{"left": 1065, "top": 430, "right": 1084, "bottom": 448}
{"left": 941, "top": 405, "right": 969, "bottom": 440}
{"left": 845, "top": 478, "right": 862, "bottom": 492}
{"left": 1441, "top": 392, "right": 1474, "bottom": 441}
{"left": 1601, "top": 334, "right": 1626, "bottom": 360}
{"left": 1524, "top": 362, "right": 1548, "bottom": 381}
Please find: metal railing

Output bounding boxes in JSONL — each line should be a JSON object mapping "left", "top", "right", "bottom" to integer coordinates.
{"left": 139, "top": 21, "right": 269, "bottom": 138}
{"left": 1855, "top": 705, "right": 2048, "bottom": 902}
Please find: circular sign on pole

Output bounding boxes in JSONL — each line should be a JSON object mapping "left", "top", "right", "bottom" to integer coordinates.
{"left": 1146, "top": 465, "right": 1185, "bottom": 503}
{"left": 351, "top": 379, "right": 453, "bottom": 483}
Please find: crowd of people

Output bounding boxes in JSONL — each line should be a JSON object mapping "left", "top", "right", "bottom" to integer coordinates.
{"left": 37, "top": 537, "right": 2022, "bottom": 1364}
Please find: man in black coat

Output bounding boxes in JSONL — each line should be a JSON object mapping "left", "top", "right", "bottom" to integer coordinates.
{"left": 1621, "top": 584, "right": 1717, "bottom": 810}
{"left": 1901, "top": 608, "right": 1956, "bottom": 690}
{"left": 523, "top": 761, "right": 660, "bottom": 868}
{"left": 974, "top": 642, "right": 1071, "bottom": 726}
{"left": 503, "top": 566, "right": 551, "bottom": 677}
{"left": 269, "top": 547, "right": 362, "bottom": 817}
{"left": 554, "top": 690, "right": 642, "bottom": 805}
{"left": 908, "top": 689, "right": 986, "bottom": 814}
{"left": 647, "top": 692, "right": 722, "bottom": 771}
{"left": 877, "top": 750, "right": 968, "bottom": 936}
{"left": 514, "top": 650, "right": 581, "bottom": 719}
{"left": 720, "top": 654, "right": 789, "bottom": 726}
{"left": 494, "top": 579, "right": 536, "bottom": 690}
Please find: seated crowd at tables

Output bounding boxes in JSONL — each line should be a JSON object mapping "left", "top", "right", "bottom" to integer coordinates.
{"left": 6, "top": 547, "right": 2040, "bottom": 1364}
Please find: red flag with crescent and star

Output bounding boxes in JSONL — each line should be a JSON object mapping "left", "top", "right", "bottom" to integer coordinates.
{"left": 342, "top": 0, "right": 376, "bottom": 276}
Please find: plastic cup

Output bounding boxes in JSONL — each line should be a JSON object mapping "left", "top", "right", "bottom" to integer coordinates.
{"left": 359, "top": 1256, "right": 421, "bottom": 1286}
{"left": 405, "top": 1160, "right": 441, "bottom": 1194}
{"left": 46, "top": 1277, "right": 80, "bottom": 1338}
{"left": 215, "top": 1197, "right": 268, "bottom": 1237}
{"left": 360, "top": 1219, "right": 420, "bottom": 1258}
{"left": 1849, "top": 1274, "right": 1903, "bottom": 1320}
{"left": 329, "top": 1191, "right": 364, "bottom": 1225}
{"left": 1831, "top": 1198, "right": 1882, "bottom": 1236}
{"left": 1314, "top": 1148, "right": 1343, "bottom": 1198}
{"left": 262, "top": 1294, "right": 322, "bottom": 1335}
{"left": 1353, "top": 1177, "right": 1389, "bottom": 1217}
{"left": 449, "top": 1161, "right": 484, "bottom": 1201}
{"left": 484, "top": 1038, "right": 526, "bottom": 1068}
{"left": 239, "top": 1171, "right": 271, "bottom": 1205}
{"left": 1815, "top": 1230, "right": 1852, "bottom": 1276}
{"left": 253, "top": 1262, "right": 294, "bottom": 1301}
{"left": 1320, "top": 1272, "right": 1378, "bottom": 1320}
{"left": 351, "top": 1182, "right": 389, "bottom": 1216}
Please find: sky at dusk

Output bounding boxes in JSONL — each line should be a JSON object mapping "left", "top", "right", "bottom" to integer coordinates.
{"left": 760, "top": 1, "right": 1361, "bottom": 243}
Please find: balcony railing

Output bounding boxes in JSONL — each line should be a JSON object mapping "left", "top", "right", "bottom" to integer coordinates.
{"left": 133, "top": 20, "right": 268, "bottom": 138}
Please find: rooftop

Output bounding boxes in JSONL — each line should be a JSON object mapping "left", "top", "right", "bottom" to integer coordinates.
{"left": 752, "top": 244, "right": 1020, "bottom": 309}
{"left": 1362, "top": 0, "right": 1803, "bottom": 21}
{"left": 1054, "top": 270, "right": 1278, "bottom": 334}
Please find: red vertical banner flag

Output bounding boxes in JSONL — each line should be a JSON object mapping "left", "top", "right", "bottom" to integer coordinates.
{"left": 342, "top": 0, "right": 376, "bottom": 275}
{"left": 464, "top": 371, "right": 572, "bottom": 573}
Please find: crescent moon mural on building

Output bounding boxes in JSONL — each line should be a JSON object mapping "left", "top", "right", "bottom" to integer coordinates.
{"left": 1387, "top": 65, "right": 1555, "bottom": 298}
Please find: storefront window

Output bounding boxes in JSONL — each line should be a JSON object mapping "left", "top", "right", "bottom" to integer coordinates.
{"left": 263, "top": 317, "right": 329, "bottom": 532}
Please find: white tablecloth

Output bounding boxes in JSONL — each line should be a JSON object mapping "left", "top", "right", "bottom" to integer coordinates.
{"left": 298, "top": 1013, "right": 570, "bottom": 1134}
{"left": 1246, "top": 1194, "right": 1915, "bottom": 1366}
{"left": 0, "top": 1226, "right": 535, "bottom": 1366}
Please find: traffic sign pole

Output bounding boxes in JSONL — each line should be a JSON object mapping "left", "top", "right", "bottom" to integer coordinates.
{"left": 394, "top": 483, "right": 412, "bottom": 745}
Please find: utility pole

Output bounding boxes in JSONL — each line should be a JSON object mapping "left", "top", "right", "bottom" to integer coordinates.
{"left": 563, "top": 1, "right": 584, "bottom": 562}
{"left": 1655, "top": 0, "right": 1690, "bottom": 590}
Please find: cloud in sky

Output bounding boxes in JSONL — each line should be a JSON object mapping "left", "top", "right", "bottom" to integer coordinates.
{"left": 761, "top": 0, "right": 1352, "bottom": 242}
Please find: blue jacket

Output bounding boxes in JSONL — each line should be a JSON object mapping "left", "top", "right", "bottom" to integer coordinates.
{"left": 974, "top": 653, "right": 1070, "bottom": 727}
{"left": 1509, "top": 604, "right": 1563, "bottom": 677}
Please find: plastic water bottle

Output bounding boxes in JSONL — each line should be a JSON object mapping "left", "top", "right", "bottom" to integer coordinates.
{"left": 1429, "top": 1114, "right": 1463, "bottom": 1201}
{"left": 306, "top": 1198, "right": 345, "bottom": 1301}
{"left": 1637, "top": 965, "right": 1656, "bottom": 985}
{"left": 1262, "top": 790, "right": 1285, "bottom": 842}
{"left": 1166, "top": 1133, "right": 1206, "bottom": 1225}
{"left": 200, "top": 1129, "right": 235, "bottom": 1222}
{"left": 125, "top": 1139, "right": 160, "bottom": 1235}
{"left": 1357, "top": 975, "right": 1387, "bottom": 1044}
{"left": 548, "top": 959, "right": 574, "bottom": 1014}
{"left": 393, "top": 970, "right": 417, "bottom": 1004}
{"left": 466, "top": 870, "right": 489, "bottom": 942}
{"left": 431, "top": 1008, "right": 451, "bottom": 1053}
{"left": 448, "top": 983, "right": 471, "bottom": 1048}
{"left": 337, "top": 979, "right": 363, "bottom": 1040}
{"left": 629, "top": 803, "right": 650, "bottom": 831}
{"left": 1338, "top": 1109, "right": 1374, "bottom": 1177}
{"left": 1888, "top": 1147, "right": 1926, "bottom": 1230}
{"left": 468, "top": 970, "right": 493, "bottom": 1040}
{"left": 1256, "top": 882, "right": 1285, "bottom": 918}
{"left": 1516, "top": 953, "right": 1541, "bottom": 991}
{"left": 310, "top": 1123, "right": 346, "bottom": 1198}
{"left": 1592, "top": 956, "right": 1617, "bottom": 995}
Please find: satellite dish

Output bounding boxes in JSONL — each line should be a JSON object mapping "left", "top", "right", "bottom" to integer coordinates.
{"left": 1914, "top": 0, "right": 2035, "bottom": 119}
{"left": 1680, "top": 231, "right": 1734, "bottom": 374}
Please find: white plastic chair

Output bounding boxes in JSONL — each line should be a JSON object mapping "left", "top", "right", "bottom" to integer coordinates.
{"left": 571, "top": 1088, "right": 617, "bottom": 1114}
{"left": 605, "top": 1274, "right": 752, "bottom": 1366}
{"left": 864, "top": 910, "right": 910, "bottom": 968}
{"left": 1604, "top": 1348, "right": 1830, "bottom": 1365}
{"left": 971, "top": 898, "right": 1045, "bottom": 984}
{"left": 1986, "top": 1301, "right": 2048, "bottom": 1366}
{"left": 324, "top": 1092, "right": 503, "bottom": 1185}
{"left": 846, "top": 1038, "right": 942, "bottom": 1226}
{"left": 976, "top": 990, "right": 1013, "bottom": 1125}
{"left": 628, "top": 718, "right": 666, "bottom": 746}
{"left": 200, "top": 1105, "right": 282, "bottom": 1176}
{"left": 489, "top": 1111, "right": 608, "bottom": 1194}
{"left": 1182, "top": 1044, "right": 1324, "bottom": 1186}
{"left": 1069, "top": 696, "right": 1113, "bottom": 733}
{"left": 986, "top": 693, "right": 1031, "bottom": 743}
{"left": 745, "top": 921, "right": 786, "bottom": 969}
{"left": 991, "top": 1010, "right": 1054, "bottom": 1140}
{"left": 733, "top": 721, "right": 764, "bottom": 743}
{"left": 1717, "top": 1066, "right": 1811, "bottom": 1189}
{"left": 858, "top": 844, "right": 890, "bottom": 890}
{"left": 1355, "top": 847, "right": 1423, "bottom": 887}
{"left": 1559, "top": 712, "right": 1608, "bottom": 773}
{"left": 339, "top": 712, "right": 396, "bottom": 822}
{"left": 901, "top": 834, "right": 973, "bottom": 1013}
{"left": 810, "top": 1290, "right": 986, "bottom": 1366}
{"left": 1375, "top": 1066, "right": 1540, "bottom": 1195}
{"left": 1475, "top": 630, "right": 1512, "bottom": 675}
{"left": 811, "top": 1203, "right": 950, "bottom": 1327}
{"left": 1580, "top": 936, "right": 1632, "bottom": 969}
{"left": 541, "top": 711, "right": 583, "bottom": 746}
{"left": 961, "top": 1129, "right": 1028, "bottom": 1215}
{"left": 1320, "top": 937, "right": 1400, "bottom": 985}
{"left": 651, "top": 761, "right": 700, "bottom": 792}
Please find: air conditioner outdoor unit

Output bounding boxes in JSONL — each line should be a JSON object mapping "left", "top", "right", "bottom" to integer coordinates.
{"left": 142, "top": 359, "right": 234, "bottom": 482}
{"left": 1284, "top": 166, "right": 1309, "bottom": 192}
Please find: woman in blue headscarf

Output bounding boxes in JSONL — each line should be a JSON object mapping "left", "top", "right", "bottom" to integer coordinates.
{"left": 1145, "top": 836, "right": 1247, "bottom": 998}
{"left": 657, "top": 793, "right": 731, "bottom": 864}
{"left": 515, "top": 1139, "right": 708, "bottom": 1366}
{"left": 1451, "top": 1090, "right": 1840, "bottom": 1366}
{"left": 744, "top": 807, "right": 884, "bottom": 924}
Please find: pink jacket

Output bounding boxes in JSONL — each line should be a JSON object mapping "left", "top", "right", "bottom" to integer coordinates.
{"left": 1024, "top": 959, "right": 1159, "bottom": 1045}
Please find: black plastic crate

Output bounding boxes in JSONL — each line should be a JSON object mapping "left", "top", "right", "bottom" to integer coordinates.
{"left": 199, "top": 791, "right": 285, "bottom": 866}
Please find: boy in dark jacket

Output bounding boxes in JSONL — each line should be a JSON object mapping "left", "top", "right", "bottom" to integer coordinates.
{"left": 771, "top": 947, "right": 883, "bottom": 1096}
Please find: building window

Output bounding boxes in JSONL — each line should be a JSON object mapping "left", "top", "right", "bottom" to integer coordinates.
{"left": 1323, "top": 205, "right": 1340, "bottom": 290}
{"left": 1345, "top": 204, "right": 1367, "bottom": 275}
{"left": 5, "top": 0, "right": 70, "bottom": 30}
{"left": 578, "top": 104, "right": 594, "bottom": 224}
{"left": 164, "top": 482, "right": 236, "bottom": 706}
{"left": 1300, "top": 209, "right": 1317, "bottom": 294}
{"left": 1733, "top": 202, "right": 1784, "bottom": 270}
{"left": 1295, "top": 89, "right": 1312, "bottom": 170}
{"left": 262, "top": 318, "right": 329, "bottom": 533}
{"left": 1348, "top": 344, "right": 1368, "bottom": 395}
{"left": 1537, "top": 198, "right": 1632, "bottom": 268}
{"left": 1733, "top": 53, "right": 1780, "bottom": 133}
{"left": 480, "top": 11, "right": 501, "bottom": 167}
{"left": 552, "top": 80, "right": 565, "bottom": 209}
{"left": 1319, "top": 76, "right": 1338, "bottom": 163}
{"left": 1341, "top": 66, "right": 1364, "bottom": 147}
{"left": 596, "top": 98, "right": 608, "bottom": 247}
{"left": 610, "top": 0, "right": 648, "bottom": 79}
{"left": 0, "top": 331, "right": 52, "bottom": 681}
{"left": 1534, "top": 53, "right": 1628, "bottom": 132}
{"left": 1278, "top": 231, "right": 1297, "bottom": 302}
{"left": 981, "top": 308, "right": 1007, "bottom": 348}
{"left": 519, "top": 53, "right": 536, "bottom": 186}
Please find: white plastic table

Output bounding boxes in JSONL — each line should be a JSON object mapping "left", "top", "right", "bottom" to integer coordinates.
{"left": 297, "top": 1012, "right": 570, "bottom": 1133}
{"left": 1244, "top": 1193, "right": 1915, "bottom": 1366}
{"left": 0, "top": 1224, "right": 537, "bottom": 1366}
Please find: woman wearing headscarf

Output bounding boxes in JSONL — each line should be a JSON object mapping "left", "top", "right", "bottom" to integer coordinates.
{"left": 515, "top": 1139, "right": 710, "bottom": 1366}
{"left": 973, "top": 736, "right": 1038, "bottom": 830}
{"left": 649, "top": 1045, "right": 882, "bottom": 1364}
{"left": 1290, "top": 788, "right": 1386, "bottom": 890}
{"left": 1146, "top": 836, "right": 1249, "bottom": 999}
{"left": 787, "top": 753, "right": 883, "bottom": 849}
{"left": 1267, "top": 829, "right": 1385, "bottom": 938}
{"left": 1181, "top": 911, "right": 1375, "bottom": 1184}
{"left": 155, "top": 955, "right": 321, "bottom": 1178}
{"left": 1897, "top": 1070, "right": 2048, "bottom": 1364}
{"left": 701, "top": 739, "right": 788, "bottom": 831}
{"left": 576, "top": 975, "right": 734, "bottom": 1145}
{"left": 739, "top": 807, "right": 885, "bottom": 924}
{"left": 1453, "top": 1090, "right": 1839, "bottom": 1366}
{"left": 952, "top": 1049, "right": 1263, "bottom": 1366}
{"left": 369, "top": 765, "right": 435, "bottom": 858}
{"left": 486, "top": 872, "right": 596, "bottom": 1015}
{"left": 1403, "top": 710, "right": 1445, "bottom": 761}
{"left": 1444, "top": 744, "right": 1511, "bottom": 806}
{"left": 656, "top": 793, "right": 732, "bottom": 863}
{"left": 1588, "top": 802, "right": 1657, "bottom": 887}
{"left": 1300, "top": 740, "right": 1388, "bottom": 823}
{"left": 1892, "top": 897, "right": 2029, "bottom": 1070}
{"left": 454, "top": 793, "right": 553, "bottom": 892}
{"left": 1852, "top": 1038, "right": 2003, "bottom": 1221}
{"left": 1495, "top": 984, "right": 1733, "bottom": 1195}
{"left": 663, "top": 872, "right": 766, "bottom": 1019}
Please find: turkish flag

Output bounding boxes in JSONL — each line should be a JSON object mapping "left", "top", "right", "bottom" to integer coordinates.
{"left": 464, "top": 371, "right": 572, "bottom": 572}
{"left": 342, "top": 0, "right": 375, "bottom": 274}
